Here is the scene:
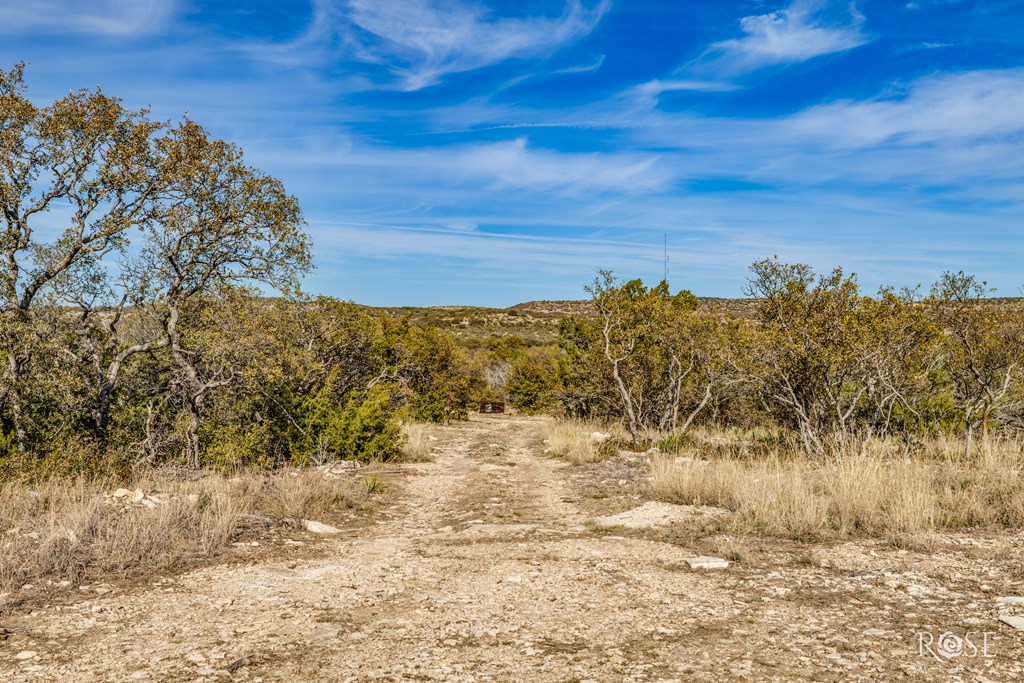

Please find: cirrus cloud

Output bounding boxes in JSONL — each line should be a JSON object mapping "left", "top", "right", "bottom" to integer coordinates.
{"left": 339, "top": 0, "right": 611, "bottom": 89}
{"left": 0, "top": 0, "right": 174, "bottom": 36}
{"left": 699, "top": 0, "right": 867, "bottom": 75}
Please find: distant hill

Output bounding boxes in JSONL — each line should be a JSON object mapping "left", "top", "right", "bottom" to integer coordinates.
{"left": 365, "top": 297, "right": 762, "bottom": 346}
{"left": 508, "top": 300, "right": 594, "bottom": 318}
{"left": 354, "top": 294, "right": 1024, "bottom": 348}
{"left": 510, "top": 297, "right": 763, "bottom": 319}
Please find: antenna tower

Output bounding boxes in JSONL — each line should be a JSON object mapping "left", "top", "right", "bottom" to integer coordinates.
{"left": 663, "top": 233, "right": 669, "bottom": 286}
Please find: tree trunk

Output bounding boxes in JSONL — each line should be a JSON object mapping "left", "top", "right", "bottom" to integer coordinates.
{"left": 981, "top": 402, "right": 994, "bottom": 445}
{"left": 164, "top": 301, "right": 202, "bottom": 467}
{"left": 963, "top": 413, "right": 974, "bottom": 461}
{"left": 611, "top": 360, "right": 640, "bottom": 443}
{"left": 95, "top": 336, "right": 168, "bottom": 438}
{"left": 5, "top": 354, "right": 28, "bottom": 453}
{"left": 185, "top": 393, "right": 203, "bottom": 469}
{"left": 677, "top": 383, "right": 714, "bottom": 434}
{"left": 798, "top": 417, "right": 825, "bottom": 457}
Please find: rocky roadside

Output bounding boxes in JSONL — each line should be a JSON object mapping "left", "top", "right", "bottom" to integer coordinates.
{"left": 2, "top": 415, "right": 1024, "bottom": 682}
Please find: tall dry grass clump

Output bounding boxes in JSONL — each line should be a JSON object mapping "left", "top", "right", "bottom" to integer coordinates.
{"left": 651, "top": 434, "right": 1024, "bottom": 541}
{"left": 0, "top": 477, "right": 240, "bottom": 599}
{"left": 249, "top": 469, "right": 371, "bottom": 519}
{"left": 400, "top": 422, "right": 436, "bottom": 461}
{"left": 0, "top": 469, "right": 375, "bottom": 605}
{"left": 541, "top": 419, "right": 625, "bottom": 463}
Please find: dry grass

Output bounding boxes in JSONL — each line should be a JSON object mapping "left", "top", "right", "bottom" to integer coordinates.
{"left": 400, "top": 422, "right": 437, "bottom": 461}
{"left": 0, "top": 469, "right": 374, "bottom": 607}
{"left": 651, "top": 433, "right": 1024, "bottom": 541}
{"left": 541, "top": 419, "right": 626, "bottom": 463}
{"left": 249, "top": 469, "right": 372, "bottom": 518}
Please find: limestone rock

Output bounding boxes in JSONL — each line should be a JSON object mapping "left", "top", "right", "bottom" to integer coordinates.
{"left": 686, "top": 556, "right": 729, "bottom": 570}
{"left": 996, "top": 596, "right": 1024, "bottom": 606}
{"left": 303, "top": 519, "right": 342, "bottom": 534}
{"left": 999, "top": 616, "right": 1024, "bottom": 630}
{"left": 592, "top": 501, "right": 730, "bottom": 529}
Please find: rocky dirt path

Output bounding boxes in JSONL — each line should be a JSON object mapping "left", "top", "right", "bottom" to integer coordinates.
{"left": 4, "top": 415, "right": 1024, "bottom": 681}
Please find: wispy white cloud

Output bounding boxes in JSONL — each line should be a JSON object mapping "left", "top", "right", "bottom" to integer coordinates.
{"left": 304, "top": 221, "right": 684, "bottom": 303}
{"left": 572, "top": 68, "right": 1024, "bottom": 190}
{"left": 312, "top": 222, "right": 660, "bottom": 269}
{"left": 450, "top": 136, "right": 665, "bottom": 192}
{"left": 0, "top": 0, "right": 174, "bottom": 36}
{"left": 780, "top": 68, "right": 1024, "bottom": 147}
{"left": 636, "top": 79, "right": 740, "bottom": 95}
{"left": 627, "top": 78, "right": 739, "bottom": 107}
{"left": 700, "top": 0, "right": 866, "bottom": 74}
{"left": 289, "top": 66, "right": 1024, "bottom": 195}
{"left": 553, "top": 53, "right": 606, "bottom": 74}
{"left": 285, "top": 0, "right": 612, "bottom": 90}
{"left": 905, "top": 1, "right": 972, "bottom": 9}
{"left": 257, "top": 135, "right": 668, "bottom": 195}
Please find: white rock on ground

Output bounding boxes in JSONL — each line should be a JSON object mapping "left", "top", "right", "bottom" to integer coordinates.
{"left": 303, "top": 520, "right": 343, "bottom": 534}
{"left": 686, "top": 556, "right": 730, "bottom": 570}
{"left": 592, "top": 501, "right": 730, "bottom": 529}
{"left": 999, "top": 616, "right": 1024, "bottom": 630}
{"left": 996, "top": 596, "right": 1024, "bottom": 605}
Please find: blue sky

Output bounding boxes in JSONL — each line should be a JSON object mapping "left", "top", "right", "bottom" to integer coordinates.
{"left": 3, "top": 0, "right": 1023, "bottom": 305}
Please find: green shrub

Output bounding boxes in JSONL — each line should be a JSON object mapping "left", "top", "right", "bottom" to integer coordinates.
{"left": 506, "top": 348, "right": 561, "bottom": 414}
{"left": 298, "top": 385, "right": 403, "bottom": 462}
{"left": 204, "top": 423, "right": 277, "bottom": 472}
{"left": 400, "top": 326, "right": 482, "bottom": 422}
{"left": 327, "top": 387, "right": 404, "bottom": 462}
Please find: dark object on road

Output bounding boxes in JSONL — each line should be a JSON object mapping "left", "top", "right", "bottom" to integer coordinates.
{"left": 480, "top": 401, "right": 505, "bottom": 414}
{"left": 227, "top": 655, "right": 251, "bottom": 673}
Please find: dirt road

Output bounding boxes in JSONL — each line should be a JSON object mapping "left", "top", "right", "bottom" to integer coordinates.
{"left": 3, "top": 415, "right": 1024, "bottom": 681}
